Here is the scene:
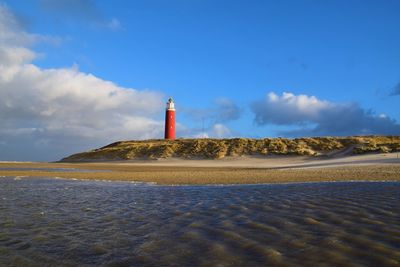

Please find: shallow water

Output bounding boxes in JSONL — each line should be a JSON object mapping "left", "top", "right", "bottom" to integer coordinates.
{"left": 0, "top": 167, "right": 109, "bottom": 172}
{"left": 0, "top": 177, "right": 399, "bottom": 266}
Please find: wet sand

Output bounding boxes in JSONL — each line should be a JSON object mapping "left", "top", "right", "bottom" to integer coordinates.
{"left": 1, "top": 153, "right": 399, "bottom": 185}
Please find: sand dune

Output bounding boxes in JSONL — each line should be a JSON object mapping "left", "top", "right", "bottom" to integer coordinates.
{"left": 60, "top": 136, "right": 400, "bottom": 162}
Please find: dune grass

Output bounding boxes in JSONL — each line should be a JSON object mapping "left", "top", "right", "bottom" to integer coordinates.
{"left": 60, "top": 136, "right": 400, "bottom": 162}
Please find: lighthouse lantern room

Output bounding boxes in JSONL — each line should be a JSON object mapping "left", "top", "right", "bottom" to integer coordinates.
{"left": 164, "top": 98, "right": 176, "bottom": 140}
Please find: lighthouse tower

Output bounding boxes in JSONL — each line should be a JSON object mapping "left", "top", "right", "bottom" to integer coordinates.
{"left": 164, "top": 98, "right": 176, "bottom": 140}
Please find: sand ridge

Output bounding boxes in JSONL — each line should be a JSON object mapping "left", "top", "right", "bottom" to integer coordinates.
{"left": 0, "top": 153, "right": 399, "bottom": 185}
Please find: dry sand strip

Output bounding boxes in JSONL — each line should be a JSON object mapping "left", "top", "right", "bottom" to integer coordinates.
{"left": 114, "top": 152, "right": 400, "bottom": 169}
{"left": 0, "top": 165, "right": 399, "bottom": 185}
{"left": 2, "top": 152, "right": 400, "bottom": 169}
{"left": 0, "top": 154, "right": 400, "bottom": 185}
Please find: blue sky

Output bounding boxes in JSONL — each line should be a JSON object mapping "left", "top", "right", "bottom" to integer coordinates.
{"left": 0, "top": 0, "right": 400, "bottom": 161}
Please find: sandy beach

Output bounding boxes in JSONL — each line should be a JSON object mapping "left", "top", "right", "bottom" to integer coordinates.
{"left": 0, "top": 152, "right": 399, "bottom": 185}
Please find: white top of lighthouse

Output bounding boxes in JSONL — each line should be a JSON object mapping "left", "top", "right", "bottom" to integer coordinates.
{"left": 166, "top": 97, "right": 175, "bottom": 110}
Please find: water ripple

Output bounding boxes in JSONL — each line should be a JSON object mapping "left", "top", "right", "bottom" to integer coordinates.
{"left": 0, "top": 178, "right": 399, "bottom": 266}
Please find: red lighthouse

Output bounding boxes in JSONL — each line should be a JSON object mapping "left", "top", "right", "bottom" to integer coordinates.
{"left": 164, "top": 98, "right": 176, "bottom": 140}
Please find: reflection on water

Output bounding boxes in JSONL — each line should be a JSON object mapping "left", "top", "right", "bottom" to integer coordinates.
{"left": 0, "top": 177, "right": 399, "bottom": 266}
{"left": 0, "top": 167, "right": 110, "bottom": 172}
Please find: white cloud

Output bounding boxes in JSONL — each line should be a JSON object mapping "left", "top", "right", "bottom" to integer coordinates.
{"left": 214, "top": 98, "right": 241, "bottom": 122}
{"left": 107, "top": 18, "right": 121, "bottom": 30}
{"left": 181, "top": 97, "right": 241, "bottom": 123}
{"left": 379, "top": 114, "right": 387, "bottom": 118}
{"left": 180, "top": 123, "right": 232, "bottom": 139}
{"left": 38, "top": 0, "right": 123, "bottom": 31}
{"left": 252, "top": 92, "right": 332, "bottom": 125}
{"left": 193, "top": 132, "right": 209, "bottom": 138}
{"left": 212, "top": 123, "right": 231, "bottom": 138}
{"left": 251, "top": 91, "right": 400, "bottom": 136}
{"left": 0, "top": 5, "right": 164, "bottom": 161}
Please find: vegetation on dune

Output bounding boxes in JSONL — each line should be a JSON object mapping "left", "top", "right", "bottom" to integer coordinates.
{"left": 60, "top": 136, "right": 400, "bottom": 162}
